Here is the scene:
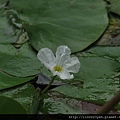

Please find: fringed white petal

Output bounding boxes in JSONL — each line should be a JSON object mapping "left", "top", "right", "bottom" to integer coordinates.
{"left": 57, "top": 69, "right": 74, "bottom": 80}
{"left": 64, "top": 57, "right": 80, "bottom": 73}
{"left": 37, "top": 48, "right": 55, "bottom": 64}
{"left": 56, "top": 45, "right": 71, "bottom": 59}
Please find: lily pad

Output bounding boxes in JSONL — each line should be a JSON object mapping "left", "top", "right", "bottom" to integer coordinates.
{"left": 39, "top": 93, "right": 84, "bottom": 114}
{"left": 110, "top": 0, "right": 120, "bottom": 15}
{"left": 89, "top": 46, "right": 120, "bottom": 59}
{"left": 0, "top": 3, "right": 23, "bottom": 44}
{"left": 0, "top": 42, "right": 41, "bottom": 77}
{"left": 39, "top": 91, "right": 120, "bottom": 114}
{"left": 0, "top": 71, "right": 33, "bottom": 90}
{"left": 1, "top": 0, "right": 108, "bottom": 53}
{"left": 0, "top": 96, "right": 27, "bottom": 114}
{"left": 0, "top": 83, "right": 35, "bottom": 113}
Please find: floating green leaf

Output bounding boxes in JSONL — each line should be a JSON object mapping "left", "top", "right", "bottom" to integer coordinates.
{"left": 0, "top": 83, "right": 34, "bottom": 113}
{"left": 0, "top": 2, "right": 23, "bottom": 44}
{"left": 39, "top": 93, "right": 84, "bottom": 114}
{"left": 0, "top": 42, "right": 41, "bottom": 77}
{"left": 0, "top": 71, "right": 33, "bottom": 90}
{"left": 0, "top": 96, "right": 27, "bottom": 114}
{"left": 110, "top": 0, "right": 120, "bottom": 15}
{"left": 89, "top": 46, "right": 120, "bottom": 60}
{"left": 1, "top": 0, "right": 108, "bottom": 53}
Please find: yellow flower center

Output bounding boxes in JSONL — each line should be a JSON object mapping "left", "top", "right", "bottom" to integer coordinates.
{"left": 54, "top": 65, "right": 62, "bottom": 72}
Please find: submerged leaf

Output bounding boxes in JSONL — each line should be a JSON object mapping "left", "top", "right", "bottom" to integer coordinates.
{"left": 39, "top": 93, "right": 84, "bottom": 114}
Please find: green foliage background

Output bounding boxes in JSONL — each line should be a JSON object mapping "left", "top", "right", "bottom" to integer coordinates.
{"left": 0, "top": 0, "right": 120, "bottom": 114}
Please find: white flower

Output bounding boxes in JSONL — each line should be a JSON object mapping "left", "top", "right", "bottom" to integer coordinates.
{"left": 37, "top": 45, "right": 80, "bottom": 80}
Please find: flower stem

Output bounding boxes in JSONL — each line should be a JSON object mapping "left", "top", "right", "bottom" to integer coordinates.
{"left": 41, "top": 76, "right": 56, "bottom": 95}
{"left": 30, "top": 87, "right": 41, "bottom": 114}
{"left": 96, "top": 91, "right": 120, "bottom": 114}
